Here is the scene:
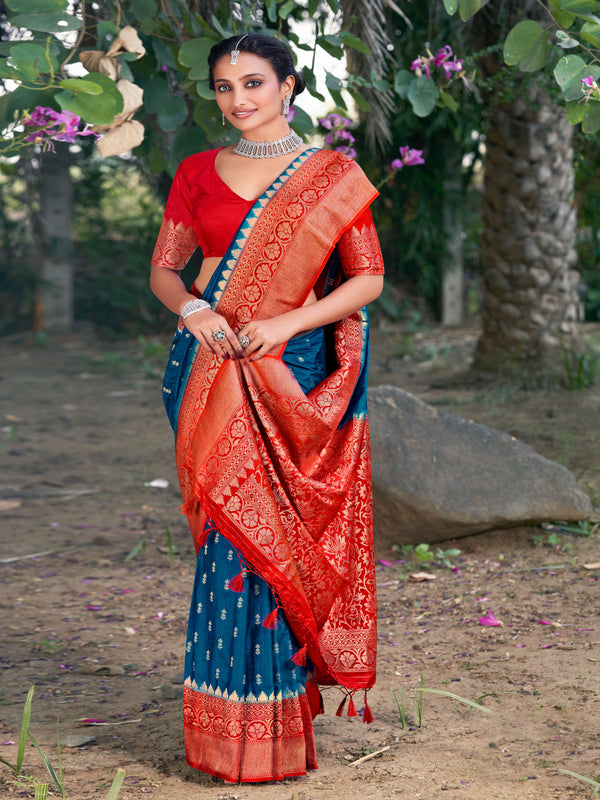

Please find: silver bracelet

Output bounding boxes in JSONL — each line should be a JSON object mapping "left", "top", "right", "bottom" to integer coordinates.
{"left": 181, "top": 298, "right": 211, "bottom": 319}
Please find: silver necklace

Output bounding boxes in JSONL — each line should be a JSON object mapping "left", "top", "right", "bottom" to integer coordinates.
{"left": 233, "top": 130, "right": 303, "bottom": 159}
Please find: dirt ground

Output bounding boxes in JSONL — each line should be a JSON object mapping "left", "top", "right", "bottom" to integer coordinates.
{"left": 1, "top": 323, "right": 600, "bottom": 800}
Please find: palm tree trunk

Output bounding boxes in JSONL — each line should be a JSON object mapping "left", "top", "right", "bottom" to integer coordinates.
{"left": 472, "top": 80, "right": 582, "bottom": 379}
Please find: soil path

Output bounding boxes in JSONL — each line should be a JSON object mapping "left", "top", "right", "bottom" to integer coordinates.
{"left": 1, "top": 326, "right": 599, "bottom": 800}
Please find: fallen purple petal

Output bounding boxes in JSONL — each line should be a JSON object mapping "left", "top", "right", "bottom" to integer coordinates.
{"left": 478, "top": 610, "right": 503, "bottom": 627}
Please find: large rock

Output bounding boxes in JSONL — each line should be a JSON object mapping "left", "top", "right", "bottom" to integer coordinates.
{"left": 368, "top": 386, "right": 593, "bottom": 546}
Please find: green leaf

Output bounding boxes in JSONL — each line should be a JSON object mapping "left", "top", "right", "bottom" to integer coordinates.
{"left": 130, "top": 0, "right": 158, "bottom": 17}
{"left": 4, "top": 86, "right": 58, "bottom": 123}
{"left": 317, "top": 35, "right": 344, "bottom": 59}
{"left": 560, "top": 0, "right": 600, "bottom": 15}
{"left": 302, "top": 66, "right": 326, "bottom": 102}
{"left": 408, "top": 74, "right": 438, "bottom": 117}
{"left": 504, "top": 20, "right": 550, "bottom": 72}
{"left": 6, "top": 0, "right": 66, "bottom": 11}
{"left": 97, "top": 20, "right": 118, "bottom": 38}
{"left": 179, "top": 37, "right": 214, "bottom": 80}
{"left": 554, "top": 54, "right": 595, "bottom": 100}
{"left": 195, "top": 79, "right": 213, "bottom": 100}
{"left": 308, "top": 0, "right": 319, "bottom": 14}
{"left": 56, "top": 72, "right": 123, "bottom": 125}
{"left": 555, "top": 29, "right": 580, "bottom": 47}
{"left": 340, "top": 32, "right": 370, "bottom": 54}
{"left": 144, "top": 76, "right": 188, "bottom": 129}
{"left": 278, "top": 0, "right": 296, "bottom": 18}
{"left": 565, "top": 99, "right": 587, "bottom": 123}
{"left": 289, "top": 105, "right": 313, "bottom": 136}
{"left": 458, "top": 0, "right": 491, "bottom": 22}
{"left": 582, "top": 100, "right": 600, "bottom": 132}
{"left": 264, "top": 0, "right": 277, "bottom": 23}
{"left": 172, "top": 125, "right": 204, "bottom": 162}
{"left": 325, "top": 71, "right": 343, "bottom": 91}
{"left": 394, "top": 69, "right": 413, "bottom": 99}
{"left": 443, "top": 0, "right": 459, "bottom": 13}
{"left": 439, "top": 89, "right": 458, "bottom": 111}
{"left": 549, "top": 0, "right": 576, "bottom": 26}
{"left": 347, "top": 87, "right": 370, "bottom": 111}
{"left": 106, "top": 769, "right": 126, "bottom": 800}
{"left": 59, "top": 77, "right": 103, "bottom": 95}
{"left": 17, "top": 687, "right": 35, "bottom": 776}
{"left": 10, "top": 11, "right": 82, "bottom": 33}
{"left": 7, "top": 42, "right": 58, "bottom": 81}
{"left": 580, "top": 21, "right": 600, "bottom": 47}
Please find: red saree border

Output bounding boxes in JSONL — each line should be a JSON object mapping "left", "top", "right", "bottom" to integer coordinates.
{"left": 176, "top": 149, "right": 378, "bottom": 691}
{"left": 183, "top": 685, "right": 317, "bottom": 783}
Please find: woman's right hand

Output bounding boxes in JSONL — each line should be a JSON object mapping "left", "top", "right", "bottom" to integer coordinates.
{"left": 182, "top": 309, "right": 243, "bottom": 359}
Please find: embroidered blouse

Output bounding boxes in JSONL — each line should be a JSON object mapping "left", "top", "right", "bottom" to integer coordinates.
{"left": 151, "top": 148, "right": 385, "bottom": 278}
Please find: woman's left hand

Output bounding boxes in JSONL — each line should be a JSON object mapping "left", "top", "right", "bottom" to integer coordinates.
{"left": 237, "top": 316, "right": 297, "bottom": 361}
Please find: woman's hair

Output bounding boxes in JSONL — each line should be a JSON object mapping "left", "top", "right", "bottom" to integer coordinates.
{"left": 208, "top": 33, "right": 306, "bottom": 103}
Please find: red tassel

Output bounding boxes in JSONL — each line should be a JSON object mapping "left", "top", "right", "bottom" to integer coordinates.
{"left": 228, "top": 572, "right": 245, "bottom": 593}
{"left": 336, "top": 694, "right": 348, "bottom": 717}
{"left": 362, "top": 692, "right": 374, "bottom": 724}
{"left": 262, "top": 608, "right": 279, "bottom": 630}
{"left": 291, "top": 644, "right": 307, "bottom": 667}
{"left": 347, "top": 693, "right": 358, "bottom": 717}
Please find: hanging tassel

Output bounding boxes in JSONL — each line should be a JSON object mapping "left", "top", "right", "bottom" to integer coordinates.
{"left": 262, "top": 608, "right": 279, "bottom": 630}
{"left": 228, "top": 572, "right": 245, "bottom": 593}
{"left": 336, "top": 694, "right": 348, "bottom": 717}
{"left": 291, "top": 644, "right": 307, "bottom": 666}
{"left": 347, "top": 693, "right": 358, "bottom": 717}
{"left": 362, "top": 691, "right": 374, "bottom": 724}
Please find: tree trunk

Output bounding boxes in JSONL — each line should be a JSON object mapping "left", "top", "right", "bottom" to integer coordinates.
{"left": 469, "top": 0, "right": 583, "bottom": 381}
{"left": 442, "top": 151, "right": 464, "bottom": 326}
{"left": 472, "top": 83, "right": 582, "bottom": 379}
{"left": 38, "top": 145, "right": 74, "bottom": 331}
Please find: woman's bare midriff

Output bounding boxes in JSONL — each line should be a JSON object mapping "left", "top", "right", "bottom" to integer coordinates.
{"left": 193, "top": 256, "right": 317, "bottom": 307}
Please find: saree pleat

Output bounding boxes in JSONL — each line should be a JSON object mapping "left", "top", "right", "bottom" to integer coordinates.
{"left": 163, "top": 148, "right": 380, "bottom": 782}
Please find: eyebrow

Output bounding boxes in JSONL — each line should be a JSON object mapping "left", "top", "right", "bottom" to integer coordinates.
{"left": 214, "top": 73, "right": 267, "bottom": 82}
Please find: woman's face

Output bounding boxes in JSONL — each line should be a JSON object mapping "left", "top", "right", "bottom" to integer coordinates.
{"left": 213, "top": 51, "right": 294, "bottom": 138}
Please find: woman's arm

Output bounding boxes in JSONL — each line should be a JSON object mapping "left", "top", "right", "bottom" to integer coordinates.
{"left": 150, "top": 265, "right": 243, "bottom": 359}
{"left": 237, "top": 273, "right": 383, "bottom": 361}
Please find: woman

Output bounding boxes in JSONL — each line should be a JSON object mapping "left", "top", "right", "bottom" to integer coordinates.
{"left": 150, "top": 32, "right": 384, "bottom": 784}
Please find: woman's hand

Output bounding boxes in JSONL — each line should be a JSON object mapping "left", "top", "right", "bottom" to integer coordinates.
{"left": 236, "top": 315, "right": 298, "bottom": 361}
{"left": 184, "top": 309, "right": 244, "bottom": 359}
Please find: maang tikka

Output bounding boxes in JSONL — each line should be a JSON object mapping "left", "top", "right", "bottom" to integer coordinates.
{"left": 230, "top": 33, "right": 248, "bottom": 65}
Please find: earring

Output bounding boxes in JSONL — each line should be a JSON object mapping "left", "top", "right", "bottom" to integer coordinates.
{"left": 222, "top": 112, "right": 225, "bottom": 126}
{"left": 282, "top": 95, "right": 290, "bottom": 116}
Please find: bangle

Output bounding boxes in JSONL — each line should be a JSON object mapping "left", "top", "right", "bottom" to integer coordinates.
{"left": 181, "top": 298, "right": 211, "bottom": 319}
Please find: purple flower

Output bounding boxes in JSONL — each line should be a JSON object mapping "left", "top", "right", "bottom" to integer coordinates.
{"left": 285, "top": 106, "right": 297, "bottom": 123}
{"left": 391, "top": 145, "right": 425, "bottom": 170}
{"left": 21, "top": 105, "right": 98, "bottom": 151}
{"left": 433, "top": 46, "right": 463, "bottom": 79}
{"left": 318, "top": 112, "right": 352, "bottom": 130}
{"left": 410, "top": 55, "right": 431, "bottom": 78}
{"left": 581, "top": 75, "right": 595, "bottom": 88}
{"left": 433, "top": 45, "right": 454, "bottom": 66}
{"left": 335, "top": 145, "right": 357, "bottom": 159}
{"left": 336, "top": 129, "right": 356, "bottom": 143}
{"left": 324, "top": 131, "right": 335, "bottom": 146}
{"left": 478, "top": 610, "right": 503, "bottom": 627}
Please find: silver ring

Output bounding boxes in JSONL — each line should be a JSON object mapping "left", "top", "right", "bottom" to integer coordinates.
{"left": 238, "top": 334, "right": 250, "bottom": 349}
{"left": 213, "top": 329, "right": 225, "bottom": 342}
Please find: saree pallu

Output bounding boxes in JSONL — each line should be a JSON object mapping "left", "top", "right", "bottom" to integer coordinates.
{"left": 163, "top": 148, "right": 379, "bottom": 782}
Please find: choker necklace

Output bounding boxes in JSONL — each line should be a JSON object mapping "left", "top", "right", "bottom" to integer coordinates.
{"left": 233, "top": 130, "right": 303, "bottom": 159}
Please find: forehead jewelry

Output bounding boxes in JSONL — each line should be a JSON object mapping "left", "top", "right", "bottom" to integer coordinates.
{"left": 230, "top": 34, "right": 248, "bottom": 65}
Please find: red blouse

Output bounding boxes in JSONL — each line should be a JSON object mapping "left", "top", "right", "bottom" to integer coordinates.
{"left": 151, "top": 148, "right": 384, "bottom": 277}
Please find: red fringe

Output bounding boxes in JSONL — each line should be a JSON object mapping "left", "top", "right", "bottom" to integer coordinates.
{"left": 291, "top": 644, "right": 307, "bottom": 667}
{"left": 262, "top": 608, "right": 279, "bottom": 629}
{"left": 347, "top": 693, "right": 358, "bottom": 717}
{"left": 336, "top": 694, "right": 347, "bottom": 717}
{"left": 362, "top": 691, "right": 374, "bottom": 724}
{"left": 228, "top": 572, "right": 245, "bottom": 593}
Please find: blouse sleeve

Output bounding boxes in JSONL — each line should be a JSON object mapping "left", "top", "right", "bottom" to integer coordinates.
{"left": 337, "top": 206, "right": 385, "bottom": 278}
{"left": 150, "top": 162, "right": 199, "bottom": 271}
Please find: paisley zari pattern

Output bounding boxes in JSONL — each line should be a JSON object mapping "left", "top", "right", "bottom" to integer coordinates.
{"left": 162, "top": 148, "right": 383, "bottom": 782}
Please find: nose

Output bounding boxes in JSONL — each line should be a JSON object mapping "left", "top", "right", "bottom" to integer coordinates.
{"left": 230, "top": 84, "right": 248, "bottom": 108}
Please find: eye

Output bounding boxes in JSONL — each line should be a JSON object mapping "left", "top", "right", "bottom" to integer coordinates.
{"left": 217, "top": 84, "right": 231, "bottom": 92}
{"left": 246, "top": 80, "right": 262, "bottom": 88}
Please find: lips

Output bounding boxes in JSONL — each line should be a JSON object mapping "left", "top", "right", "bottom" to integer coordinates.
{"left": 232, "top": 109, "right": 256, "bottom": 119}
